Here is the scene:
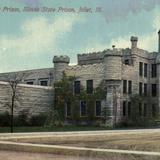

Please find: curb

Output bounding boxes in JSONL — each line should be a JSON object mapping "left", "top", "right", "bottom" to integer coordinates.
{"left": 0, "top": 141, "right": 159, "bottom": 159}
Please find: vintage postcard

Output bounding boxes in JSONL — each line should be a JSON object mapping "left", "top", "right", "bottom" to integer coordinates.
{"left": 0, "top": 0, "right": 159, "bottom": 160}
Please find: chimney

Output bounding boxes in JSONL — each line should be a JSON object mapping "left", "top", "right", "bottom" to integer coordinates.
{"left": 112, "top": 45, "right": 115, "bottom": 50}
{"left": 130, "top": 36, "right": 138, "bottom": 50}
{"left": 158, "top": 30, "right": 160, "bottom": 53}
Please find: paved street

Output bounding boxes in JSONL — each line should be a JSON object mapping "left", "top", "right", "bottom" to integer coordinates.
{"left": 0, "top": 150, "right": 104, "bottom": 160}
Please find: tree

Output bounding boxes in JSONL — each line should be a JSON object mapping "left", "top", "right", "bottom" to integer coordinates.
{"left": 7, "top": 73, "right": 26, "bottom": 133}
{"left": 130, "top": 94, "right": 151, "bottom": 126}
{"left": 47, "top": 73, "right": 75, "bottom": 126}
{"left": 49, "top": 73, "right": 107, "bottom": 126}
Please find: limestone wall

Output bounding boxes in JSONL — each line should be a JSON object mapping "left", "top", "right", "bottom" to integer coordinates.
{"left": 0, "top": 81, "right": 54, "bottom": 115}
{"left": 0, "top": 68, "right": 54, "bottom": 86}
{"left": 77, "top": 52, "right": 105, "bottom": 65}
{"left": 65, "top": 63, "right": 105, "bottom": 88}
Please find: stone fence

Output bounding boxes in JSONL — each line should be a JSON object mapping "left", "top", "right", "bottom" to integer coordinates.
{"left": 0, "top": 81, "right": 54, "bottom": 115}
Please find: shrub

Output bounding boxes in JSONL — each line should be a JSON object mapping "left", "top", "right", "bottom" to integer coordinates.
{"left": 14, "top": 109, "right": 29, "bottom": 126}
{"left": 29, "top": 113, "right": 48, "bottom": 126}
{"left": 0, "top": 111, "right": 10, "bottom": 127}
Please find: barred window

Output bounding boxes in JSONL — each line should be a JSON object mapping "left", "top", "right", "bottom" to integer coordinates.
{"left": 144, "top": 63, "right": 148, "bottom": 77}
{"left": 152, "top": 104, "right": 157, "bottom": 117}
{"left": 152, "top": 64, "right": 157, "bottom": 78}
{"left": 152, "top": 84, "right": 157, "bottom": 97}
{"left": 128, "top": 81, "right": 132, "bottom": 94}
{"left": 125, "top": 59, "right": 129, "bottom": 65}
{"left": 139, "top": 62, "right": 143, "bottom": 76}
{"left": 80, "top": 101, "right": 87, "bottom": 117}
{"left": 139, "top": 82, "right": 143, "bottom": 96}
{"left": 26, "top": 81, "right": 34, "bottom": 85}
{"left": 128, "top": 102, "right": 131, "bottom": 117}
{"left": 40, "top": 80, "right": 48, "bottom": 86}
{"left": 66, "top": 102, "right": 71, "bottom": 117}
{"left": 95, "top": 101, "right": 101, "bottom": 116}
{"left": 87, "top": 80, "right": 93, "bottom": 94}
{"left": 143, "top": 103, "right": 147, "bottom": 117}
{"left": 139, "top": 103, "right": 142, "bottom": 116}
{"left": 123, "top": 101, "right": 126, "bottom": 116}
{"left": 144, "top": 83, "right": 148, "bottom": 96}
{"left": 123, "top": 80, "right": 127, "bottom": 94}
{"left": 74, "top": 81, "right": 80, "bottom": 94}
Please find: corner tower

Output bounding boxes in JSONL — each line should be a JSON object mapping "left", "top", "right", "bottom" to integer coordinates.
{"left": 53, "top": 55, "right": 70, "bottom": 82}
{"left": 158, "top": 30, "right": 160, "bottom": 53}
{"left": 130, "top": 36, "right": 138, "bottom": 65}
{"left": 103, "top": 49, "right": 122, "bottom": 126}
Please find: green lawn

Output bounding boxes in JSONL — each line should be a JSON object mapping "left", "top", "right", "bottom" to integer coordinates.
{"left": 0, "top": 126, "right": 108, "bottom": 133}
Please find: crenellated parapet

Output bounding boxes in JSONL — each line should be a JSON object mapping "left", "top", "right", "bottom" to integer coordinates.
{"left": 77, "top": 49, "right": 122, "bottom": 65}
{"left": 53, "top": 55, "right": 70, "bottom": 64}
{"left": 104, "top": 48, "right": 123, "bottom": 57}
{"left": 104, "top": 49, "right": 122, "bottom": 80}
{"left": 78, "top": 50, "right": 108, "bottom": 65}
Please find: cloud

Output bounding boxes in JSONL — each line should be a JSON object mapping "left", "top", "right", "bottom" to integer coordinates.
{"left": 139, "top": 14, "right": 160, "bottom": 52}
{"left": 16, "top": 0, "right": 42, "bottom": 6}
{"left": 0, "top": 15, "right": 78, "bottom": 56}
{"left": 83, "top": 15, "right": 160, "bottom": 53}
{"left": 102, "top": 0, "right": 160, "bottom": 22}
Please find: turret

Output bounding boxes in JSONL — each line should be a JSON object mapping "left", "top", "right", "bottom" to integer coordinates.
{"left": 104, "top": 49, "right": 122, "bottom": 126}
{"left": 130, "top": 36, "right": 138, "bottom": 51}
{"left": 158, "top": 30, "right": 160, "bottom": 53}
{"left": 53, "top": 55, "right": 70, "bottom": 82}
{"left": 104, "top": 49, "right": 122, "bottom": 80}
{"left": 130, "top": 36, "right": 138, "bottom": 65}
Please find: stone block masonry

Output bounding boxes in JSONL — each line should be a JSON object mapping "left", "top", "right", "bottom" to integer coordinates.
{"left": 0, "top": 81, "right": 54, "bottom": 115}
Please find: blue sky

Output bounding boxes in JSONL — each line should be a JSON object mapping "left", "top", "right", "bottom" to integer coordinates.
{"left": 0, "top": 0, "right": 160, "bottom": 72}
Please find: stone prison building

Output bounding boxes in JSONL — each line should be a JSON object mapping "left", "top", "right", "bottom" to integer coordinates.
{"left": 0, "top": 31, "right": 160, "bottom": 126}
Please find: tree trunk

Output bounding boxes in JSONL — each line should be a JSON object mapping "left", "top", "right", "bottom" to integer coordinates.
{"left": 11, "top": 95, "right": 15, "bottom": 133}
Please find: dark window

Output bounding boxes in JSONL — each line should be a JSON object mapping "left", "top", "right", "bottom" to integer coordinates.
{"left": 124, "top": 59, "right": 129, "bottom": 65}
{"left": 123, "top": 80, "right": 127, "bottom": 94}
{"left": 95, "top": 101, "right": 101, "bottom": 116}
{"left": 143, "top": 103, "right": 147, "bottom": 117}
{"left": 139, "top": 62, "right": 143, "bottom": 76}
{"left": 128, "top": 102, "right": 131, "bottom": 117}
{"left": 144, "top": 83, "right": 148, "bottom": 96}
{"left": 152, "top": 64, "right": 157, "bottom": 78}
{"left": 40, "top": 80, "right": 48, "bottom": 86}
{"left": 26, "top": 81, "right": 33, "bottom": 85}
{"left": 80, "top": 101, "right": 87, "bottom": 116}
{"left": 139, "top": 103, "right": 142, "bottom": 116}
{"left": 144, "top": 63, "right": 148, "bottom": 77}
{"left": 87, "top": 80, "right": 93, "bottom": 94}
{"left": 66, "top": 101, "right": 71, "bottom": 117}
{"left": 74, "top": 81, "right": 80, "bottom": 94}
{"left": 128, "top": 81, "right": 132, "bottom": 94}
{"left": 152, "top": 104, "right": 157, "bottom": 117}
{"left": 139, "top": 82, "right": 142, "bottom": 96}
{"left": 123, "top": 101, "right": 126, "bottom": 116}
{"left": 152, "top": 84, "right": 157, "bottom": 97}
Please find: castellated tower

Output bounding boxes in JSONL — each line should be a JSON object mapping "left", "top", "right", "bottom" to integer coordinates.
{"left": 130, "top": 36, "right": 138, "bottom": 51}
{"left": 53, "top": 55, "right": 70, "bottom": 82}
{"left": 130, "top": 36, "right": 138, "bottom": 65}
{"left": 158, "top": 30, "right": 160, "bottom": 53}
{"left": 103, "top": 49, "right": 122, "bottom": 125}
{"left": 104, "top": 49, "right": 122, "bottom": 80}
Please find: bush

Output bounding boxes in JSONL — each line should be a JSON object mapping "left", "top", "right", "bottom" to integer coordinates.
{"left": 29, "top": 113, "right": 48, "bottom": 126}
{"left": 0, "top": 111, "right": 10, "bottom": 127}
{"left": 14, "top": 109, "right": 30, "bottom": 126}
